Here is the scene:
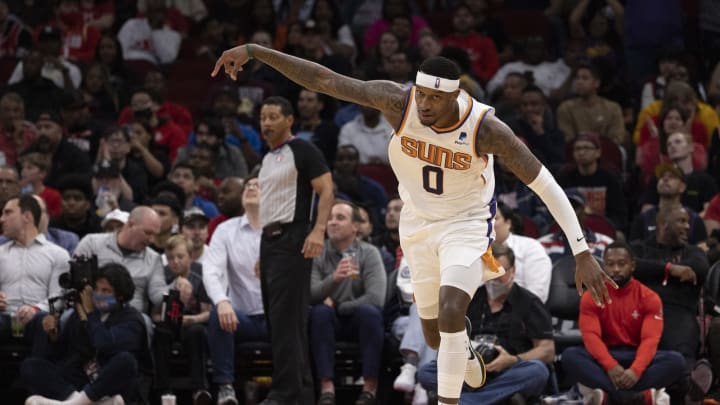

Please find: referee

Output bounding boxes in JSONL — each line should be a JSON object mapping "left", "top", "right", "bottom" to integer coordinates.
{"left": 257, "top": 96, "right": 334, "bottom": 405}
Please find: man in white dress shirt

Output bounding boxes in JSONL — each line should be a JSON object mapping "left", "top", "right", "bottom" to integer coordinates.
{"left": 202, "top": 176, "right": 267, "bottom": 405}
{"left": 494, "top": 201, "right": 552, "bottom": 302}
{"left": 0, "top": 195, "right": 69, "bottom": 350}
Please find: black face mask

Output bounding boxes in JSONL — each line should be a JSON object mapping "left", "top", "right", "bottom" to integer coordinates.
{"left": 133, "top": 108, "right": 153, "bottom": 121}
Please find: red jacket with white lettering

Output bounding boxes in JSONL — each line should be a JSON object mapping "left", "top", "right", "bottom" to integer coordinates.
{"left": 579, "top": 278, "right": 663, "bottom": 378}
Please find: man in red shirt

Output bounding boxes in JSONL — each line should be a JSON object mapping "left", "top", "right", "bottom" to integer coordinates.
{"left": 561, "top": 241, "right": 685, "bottom": 404}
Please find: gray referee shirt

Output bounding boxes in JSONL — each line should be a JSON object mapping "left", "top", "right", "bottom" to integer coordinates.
{"left": 259, "top": 138, "right": 329, "bottom": 227}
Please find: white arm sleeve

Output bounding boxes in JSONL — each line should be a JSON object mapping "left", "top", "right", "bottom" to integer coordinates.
{"left": 527, "top": 166, "right": 589, "bottom": 255}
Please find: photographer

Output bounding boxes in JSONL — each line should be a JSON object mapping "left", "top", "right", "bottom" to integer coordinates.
{"left": 22, "top": 263, "right": 152, "bottom": 405}
{"left": 417, "top": 244, "right": 555, "bottom": 403}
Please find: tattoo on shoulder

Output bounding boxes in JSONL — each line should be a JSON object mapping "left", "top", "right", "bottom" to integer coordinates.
{"left": 478, "top": 115, "right": 542, "bottom": 184}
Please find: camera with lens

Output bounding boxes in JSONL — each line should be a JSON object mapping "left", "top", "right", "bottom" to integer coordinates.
{"left": 49, "top": 255, "right": 98, "bottom": 315}
{"left": 472, "top": 334, "right": 500, "bottom": 364}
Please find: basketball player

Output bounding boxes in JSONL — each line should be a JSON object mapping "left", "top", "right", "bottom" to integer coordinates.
{"left": 212, "top": 44, "right": 615, "bottom": 405}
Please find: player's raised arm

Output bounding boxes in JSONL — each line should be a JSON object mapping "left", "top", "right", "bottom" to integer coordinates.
{"left": 211, "top": 43, "right": 408, "bottom": 127}
{"left": 478, "top": 115, "right": 618, "bottom": 306}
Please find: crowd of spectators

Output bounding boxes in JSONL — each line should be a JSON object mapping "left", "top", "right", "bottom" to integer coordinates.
{"left": 1, "top": 0, "right": 720, "bottom": 404}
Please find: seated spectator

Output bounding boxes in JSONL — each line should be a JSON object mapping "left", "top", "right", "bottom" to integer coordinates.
{"left": 97, "top": 126, "right": 150, "bottom": 204}
{"left": 22, "top": 110, "right": 91, "bottom": 188}
{"left": 630, "top": 164, "right": 707, "bottom": 244}
{"left": 207, "top": 176, "right": 244, "bottom": 241}
{"left": 202, "top": 175, "right": 267, "bottom": 405}
{"left": 22, "top": 263, "right": 151, "bottom": 405}
{"left": 640, "top": 49, "right": 682, "bottom": 109}
{"left": 205, "top": 84, "right": 263, "bottom": 157}
{"left": 74, "top": 206, "right": 168, "bottom": 314}
{"left": 494, "top": 202, "right": 552, "bottom": 302}
{"left": 362, "top": 0, "right": 428, "bottom": 54}
{"left": 49, "top": 174, "right": 101, "bottom": 239}
{"left": 492, "top": 72, "right": 529, "bottom": 124}
{"left": 356, "top": 205, "right": 374, "bottom": 242}
{"left": 117, "top": 70, "right": 193, "bottom": 136}
{"left": 0, "top": 195, "right": 69, "bottom": 351}
{"left": 175, "top": 116, "right": 249, "bottom": 179}
{"left": 8, "top": 26, "right": 82, "bottom": 89}
{"left": 636, "top": 103, "right": 707, "bottom": 187}
{"left": 30, "top": 194, "right": 79, "bottom": 254}
{"left": 117, "top": 0, "right": 182, "bottom": 66}
{"left": 441, "top": 2, "right": 499, "bottom": 84}
{"left": 123, "top": 88, "right": 187, "bottom": 161}
{"left": 20, "top": 152, "right": 61, "bottom": 217}
{"left": 181, "top": 207, "right": 209, "bottom": 262}
{"left": 631, "top": 206, "right": 711, "bottom": 402}
{"left": 494, "top": 163, "right": 551, "bottom": 235}
{"left": 539, "top": 188, "right": 614, "bottom": 262}
{"left": 487, "top": 37, "right": 571, "bottom": 98}
{"left": 641, "top": 132, "right": 718, "bottom": 214}
{"left": 310, "top": 200, "right": 386, "bottom": 405}
{"left": 0, "top": 92, "right": 37, "bottom": 167}
{"left": 0, "top": 1, "right": 32, "bottom": 59}
{"left": 557, "top": 63, "right": 626, "bottom": 145}
{"left": 169, "top": 162, "right": 219, "bottom": 219}
{"left": 80, "top": 62, "right": 121, "bottom": 124}
{"left": 371, "top": 196, "right": 403, "bottom": 273}
{"left": 558, "top": 132, "right": 628, "bottom": 232}
{"left": 337, "top": 105, "right": 393, "bottom": 165}
{"left": 417, "top": 244, "right": 554, "bottom": 403}
{"left": 293, "top": 88, "right": 340, "bottom": 166}
{"left": 6, "top": 51, "right": 67, "bottom": 122}
{"left": 359, "top": 31, "right": 401, "bottom": 81}
{"left": 149, "top": 194, "right": 182, "bottom": 254}
{"left": 54, "top": 0, "right": 102, "bottom": 62}
{"left": 126, "top": 119, "right": 170, "bottom": 187}
{"left": 509, "top": 85, "right": 565, "bottom": 171}
{"left": 94, "top": 35, "right": 131, "bottom": 90}
{"left": 0, "top": 164, "right": 20, "bottom": 207}
{"left": 634, "top": 81, "right": 718, "bottom": 148}
{"left": 562, "top": 242, "right": 684, "bottom": 404}
{"left": 333, "top": 145, "right": 388, "bottom": 230}
{"left": 152, "top": 235, "right": 211, "bottom": 403}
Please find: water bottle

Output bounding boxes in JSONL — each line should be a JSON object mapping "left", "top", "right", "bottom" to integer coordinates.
{"left": 95, "top": 186, "right": 111, "bottom": 217}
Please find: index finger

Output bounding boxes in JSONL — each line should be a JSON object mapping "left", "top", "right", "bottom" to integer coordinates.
{"left": 211, "top": 56, "right": 224, "bottom": 77}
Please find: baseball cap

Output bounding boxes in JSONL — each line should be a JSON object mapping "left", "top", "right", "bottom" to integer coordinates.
{"left": 655, "top": 163, "right": 685, "bottom": 182}
{"left": 183, "top": 207, "right": 209, "bottom": 224}
{"left": 101, "top": 208, "right": 129, "bottom": 228}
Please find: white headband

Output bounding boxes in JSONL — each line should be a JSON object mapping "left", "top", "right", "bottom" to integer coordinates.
{"left": 415, "top": 71, "right": 460, "bottom": 93}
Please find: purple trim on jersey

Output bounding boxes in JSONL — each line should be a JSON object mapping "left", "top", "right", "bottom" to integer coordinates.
{"left": 394, "top": 87, "right": 414, "bottom": 133}
{"left": 486, "top": 195, "right": 497, "bottom": 242}
{"left": 474, "top": 108, "right": 492, "bottom": 157}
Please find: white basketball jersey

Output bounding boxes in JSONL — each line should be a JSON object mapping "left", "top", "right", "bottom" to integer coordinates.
{"left": 388, "top": 87, "right": 496, "bottom": 221}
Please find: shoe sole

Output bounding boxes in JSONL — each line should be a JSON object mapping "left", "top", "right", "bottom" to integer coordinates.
{"left": 465, "top": 344, "right": 487, "bottom": 389}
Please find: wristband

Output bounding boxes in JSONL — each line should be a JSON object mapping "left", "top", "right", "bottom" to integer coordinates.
{"left": 245, "top": 43, "right": 254, "bottom": 60}
{"left": 662, "top": 262, "right": 671, "bottom": 286}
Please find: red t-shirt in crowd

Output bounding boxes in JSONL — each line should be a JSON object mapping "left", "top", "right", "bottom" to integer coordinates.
{"left": 39, "top": 186, "right": 62, "bottom": 218}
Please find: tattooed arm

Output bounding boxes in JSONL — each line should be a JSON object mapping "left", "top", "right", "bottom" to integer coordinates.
{"left": 212, "top": 44, "right": 408, "bottom": 128}
{"left": 479, "top": 114, "right": 615, "bottom": 305}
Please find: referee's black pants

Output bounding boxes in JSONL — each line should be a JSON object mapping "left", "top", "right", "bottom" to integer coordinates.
{"left": 260, "top": 222, "right": 315, "bottom": 405}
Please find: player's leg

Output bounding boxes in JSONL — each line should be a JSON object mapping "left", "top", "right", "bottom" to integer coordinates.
{"left": 435, "top": 268, "right": 478, "bottom": 405}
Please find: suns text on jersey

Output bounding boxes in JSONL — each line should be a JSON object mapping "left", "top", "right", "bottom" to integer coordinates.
{"left": 400, "top": 136, "right": 472, "bottom": 170}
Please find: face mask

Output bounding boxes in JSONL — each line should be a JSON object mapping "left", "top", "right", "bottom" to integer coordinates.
{"left": 92, "top": 292, "right": 119, "bottom": 313}
{"left": 133, "top": 108, "right": 153, "bottom": 121}
{"left": 486, "top": 279, "right": 512, "bottom": 300}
